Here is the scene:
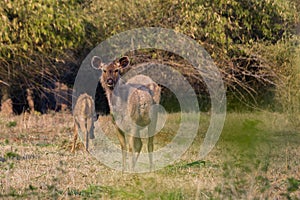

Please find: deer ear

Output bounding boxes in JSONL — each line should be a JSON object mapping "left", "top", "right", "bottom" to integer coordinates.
{"left": 91, "top": 56, "right": 102, "bottom": 70}
{"left": 119, "top": 56, "right": 129, "bottom": 68}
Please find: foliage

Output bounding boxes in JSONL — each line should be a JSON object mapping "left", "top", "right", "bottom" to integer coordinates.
{"left": 88, "top": 0, "right": 299, "bottom": 109}
{"left": 0, "top": 0, "right": 88, "bottom": 103}
{"left": 275, "top": 44, "right": 300, "bottom": 128}
{"left": 0, "top": 0, "right": 299, "bottom": 112}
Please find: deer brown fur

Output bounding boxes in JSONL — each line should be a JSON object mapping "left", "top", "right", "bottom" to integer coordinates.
{"left": 71, "top": 93, "right": 95, "bottom": 153}
{"left": 91, "top": 56, "right": 161, "bottom": 171}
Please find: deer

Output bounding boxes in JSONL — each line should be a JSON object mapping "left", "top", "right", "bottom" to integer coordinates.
{"left": 71, "top": 93, "right": 95, "bottom": 153}
{"left": 91, "top": 56, "right": 161, "bottom": 171}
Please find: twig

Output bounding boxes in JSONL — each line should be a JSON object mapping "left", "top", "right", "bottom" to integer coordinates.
{"left": 0, "top": 80, "right": 10, "bottom": 86}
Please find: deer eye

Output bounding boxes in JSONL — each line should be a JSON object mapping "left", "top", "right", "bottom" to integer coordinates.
{"left": 114, "top": 69, "right": 119, "bottom": 73}
{"left": 102, "top": 69, "right": 107, "bottom": 73}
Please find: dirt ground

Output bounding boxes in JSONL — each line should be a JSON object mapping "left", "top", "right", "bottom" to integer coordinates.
{"left": 0, "top": 111, "right": 299, "bottom": 199}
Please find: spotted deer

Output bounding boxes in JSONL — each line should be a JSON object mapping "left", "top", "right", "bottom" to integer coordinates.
{"left": 91, "top": 56, "right": 161, "bottom": 171}
{"left": 71, "top": 93, "right": 95, "bottom": 153}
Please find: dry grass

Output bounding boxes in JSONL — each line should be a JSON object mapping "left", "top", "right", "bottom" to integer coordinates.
{"left": 0, "top": 111, "right": 299, "bottom": 199}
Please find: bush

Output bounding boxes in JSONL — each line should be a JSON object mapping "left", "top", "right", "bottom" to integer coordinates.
{"left": 0, "top": 0, "right": 299, "bottom": 112}
{"left": 88, "top": 0, "right": 299, "bottom": 110}
{"left": 0, "top": 0, "right": 88, "bottom": 110}
{"left": 276, "top": 44, "right": 300, "bottom": 128}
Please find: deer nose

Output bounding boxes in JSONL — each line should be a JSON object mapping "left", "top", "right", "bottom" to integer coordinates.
{"left": 107, "top": 78, "right": 114, "bottom": 86}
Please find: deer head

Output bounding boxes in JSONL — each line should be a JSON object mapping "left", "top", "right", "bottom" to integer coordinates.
{"left": 91, "top": 56, "right": 130, "bottom": 90}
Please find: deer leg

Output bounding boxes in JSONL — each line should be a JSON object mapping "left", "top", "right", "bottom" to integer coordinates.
{"left": 89, "top": 120, "right": 95, "bottom": 139}
{"left": 86, "top": 117, "right": 93, "bottom": 152}
{"left": 129, "top": 126, "right": 142, "bottom": 171}
{"left": 116, "top": 128, "right": 127, "bottom": 171}
{"left": 128, "top": 135, "right": 135, "bottom": 171}
{"left": 148, "top": 136, "right": 154, "bottom": 171}
{"left": 71, "top": 121, "right": 78, "bottom": 153}
{"left": 133, "top": 128, "right": 142, "bottom": 170}
{"left": 85, "top": 132, "right": 89, "bottom": 152}
{"left": 133, "top": 137, "right": 142, "bottom": 170}
{"left": 148, "top": 107, "right": 158, "bottom": 171}
{"left": 85, "top": 121, "right": 89, "bottom": 153}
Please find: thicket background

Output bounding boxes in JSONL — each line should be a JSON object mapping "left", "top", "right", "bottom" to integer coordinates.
{"left": 0, "top": 0, "right": 299, "bottom": 125}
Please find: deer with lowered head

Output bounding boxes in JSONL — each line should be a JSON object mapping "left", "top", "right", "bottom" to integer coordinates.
{"left": 91, "top": 56, "right": 161, "bottom": 171}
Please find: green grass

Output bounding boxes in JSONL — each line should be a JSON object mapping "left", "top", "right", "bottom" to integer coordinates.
{"left": 4, "top": 151, "right": 20, "bottom": 160}
{"left": 6, "top": 121, "right": 17, "bottom": 128}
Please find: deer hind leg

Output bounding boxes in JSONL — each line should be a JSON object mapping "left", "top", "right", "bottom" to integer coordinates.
{"left": 71, "top": 121, "right": 78, "bottom": 153}
{"left": 85, "top": 121, "right": 89, "bottom": 153}
{"left": 148, "top": 106, "right": 158, "bottom": 171}
{"left": 76, "top": 118, "right": 88, "bottom": 152}
{"left": 147, "top": 136, "right": 154, "bottom": 171}
{"left": 85, "top": 117, "right": 93, "bottom": 152}
{"left": 133, "top": 136, "right": 142, "bottom": 169}
{"left": 128, "top": 135, "right": 134, "bottom": 171}
{"left": 89, "top": 120, "right": 95, "bottom": 139}
{"left": 129, "top": 127, "right": 142, "bottom": 172}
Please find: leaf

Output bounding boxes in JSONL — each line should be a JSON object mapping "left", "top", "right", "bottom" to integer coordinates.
{"left": 22, "top": 42, "right": 28, "bottom": 51}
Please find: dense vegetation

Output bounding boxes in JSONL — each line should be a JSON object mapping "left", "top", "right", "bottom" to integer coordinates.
{"left": 0, "top": 1, "right": 299, "bottom": 198}
{"left": 0, "top": 0, "right": 299, "bottom": 120}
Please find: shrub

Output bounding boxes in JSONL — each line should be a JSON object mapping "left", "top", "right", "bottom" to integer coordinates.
{"left": 0, "top": 0, "right": 299, "bottom": 112}
{"left": 276, "top": 43, "right": 300, "bottom": 128}
{"left": 88, "top": 0, "right": 299, "bottom": 110}
{"left": 0, "top": 0, "right": 88, "bottom": 110}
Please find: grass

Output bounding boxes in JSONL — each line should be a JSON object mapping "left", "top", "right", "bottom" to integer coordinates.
{"left": 0, "top": 111, "right": 299, "bottom": 199}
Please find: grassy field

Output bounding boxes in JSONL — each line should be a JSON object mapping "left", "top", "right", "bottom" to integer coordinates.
{"left": 0, "top": 111, "right": 299, "bottom": 199}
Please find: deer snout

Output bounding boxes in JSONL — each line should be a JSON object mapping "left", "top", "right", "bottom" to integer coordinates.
{"left": 106, "top": 78, "right": 114, "bottom": 87}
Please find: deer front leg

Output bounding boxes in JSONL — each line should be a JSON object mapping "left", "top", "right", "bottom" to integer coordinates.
{"left": 116, "top": 128, "right": 127, "bottom": 172}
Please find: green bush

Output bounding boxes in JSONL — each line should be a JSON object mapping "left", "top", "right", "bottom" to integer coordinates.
{"left": 0, "top": 0, "right": 299, "bottom": 112}
{"left": 87, "top": 0, "right": 299, "bottom": 110}
{"left": 0, "top": 0, "right": 88, "bottom": 105}
{"left": 276, "top": 45, "right": 300, "bottom": 128}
